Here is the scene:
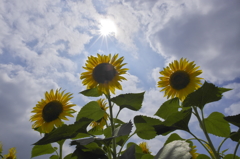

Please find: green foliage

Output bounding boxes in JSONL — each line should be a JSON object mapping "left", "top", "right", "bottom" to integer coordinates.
{"left": 134, "top": 115, "right": 162, "bottom": 139}
{"left": 76, "top": 101, "right": 105, "bottom": 121}
{"left": 224, "top": 114, "right": 240, "bottom": 128}
{"left": 64, "top": 153, "right": 77, "bottom": 159}
{"left": 183, "top": 81, "right": 231, "bottom": 109}
{"left": 196, "top": 154, "right": 211, "bottom": 159}
{"left": 111, "top": 92, "right": 145, "bottom": 111}
{"left": 79, "top": 87, "right": 102, "bottom": 97}
{"left": 223, "top": 154, "right": 240, "bottom": 159}
{"left": 204, "top": 112, "right": 230, "bottom": 137}
{"left": 34, "top": 118, "right": 92, "bottom": 145}
{"left": 155, "top": 98, "right": 180, "bottom": 120}
{"left": 119, "top": 145, "right": 135, "bottom": 159}
{"left": 163, "top": 133, "right": 184, "bottom": 146}
{"left": 50, "top": 155, "right": 59, "bottom": 159}
{"left": 230, "top": 131, "right": 240, "bottom": 142}
{"left": 31, "top": 144, "right": 57, "bottom": 158}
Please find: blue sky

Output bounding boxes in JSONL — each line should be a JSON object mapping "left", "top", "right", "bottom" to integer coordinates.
{"left": 0, "top": 0, "right": 240, "bottom": 158}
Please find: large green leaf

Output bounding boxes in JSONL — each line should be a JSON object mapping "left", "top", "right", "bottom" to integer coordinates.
{"left": 155, "top": 98, "right": 180, "bottom": 120}
{"left": 183, "top": 81, "right": 231, "bottom": 109}
{"left": 223, "top": 154, "right": 240, "bottom": 159}
{"left": 134, "top": 115, "right": 162, "bottom": 139}
{"left": 224, "top": 114, "right": 240, "bottom": 128}
{"left": 111, "top": 92, "right": 145, "bottom": 111}
{"left": 204, "top": 112, "right": 230, "bottom": 137}
{"left": 119, "top": 145, "right": 136, "bottom": 159}
{"left": 31, "top": 144, "right": 56, "bottom": 158}
{"left": 76, "top": 101, "right": 105, "bottom": 121}
{"left": 163, "top": 133, "right": 184, "bottom": 146}
{"left": 230, "top": 131, "right": 240, "bottom": 142}
{"left": 79, "top": 87, "right": 102, "bottom": 97}
{"left": 163, "top": 108, "right": 192, "bottom": 132}
{"left": 114, "top": 121, "right": 133, "bottom": 136}
{"left": 64, "top": 153, "right": 77, "bottom": 159}
{"left": 34, "top": 118, "right": 92, "bottom": 145}
{"left": 196, "top": 154, "right": 211, "bottom": 159}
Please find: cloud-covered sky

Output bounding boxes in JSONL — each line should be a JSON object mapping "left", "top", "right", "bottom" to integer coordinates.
{"left": 0, "top": 0, "right": 240, "bottom": 158}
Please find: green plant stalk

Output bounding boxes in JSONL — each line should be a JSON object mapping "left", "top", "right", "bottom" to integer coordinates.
{"left": 117, "top": 131, "right": 136, "bottom": 157}
{"left": 233, "top": 139, "right": 240, "bottom": 159}
{"left": 193, "top": 106, "right": 219, "bottom": 159}
{"left": 188, "top": 131, "right": 214, "bottom": 158}
{"left": 217, "top": 136, "right": 229, "bottom": 154}
{"left": 106, "top": 94, "right": 117, "bottom": 159}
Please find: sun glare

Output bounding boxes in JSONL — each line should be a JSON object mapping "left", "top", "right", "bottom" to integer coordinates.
{"left": 100, "top": 19, "right": 117, "bottom": 36}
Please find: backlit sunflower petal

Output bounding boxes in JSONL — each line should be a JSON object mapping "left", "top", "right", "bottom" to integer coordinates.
{"left": 158, "top": 58, "right": 203, "bottom": 101}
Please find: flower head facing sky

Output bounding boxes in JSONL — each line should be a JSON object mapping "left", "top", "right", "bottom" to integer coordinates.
{"left": 139, "top": 142, "right": 151, "bottom": 154}
{"left": 30, "top": 89, "right": 76, "bottom": 133}
{"left": 80, "top": 54, "right": 128, "bottom": 95}
{"left": 4, "top": 147, "right": 17, "bottom": 159}
{"left": 90, "top": 98, "right": 109, "bottom": 130}
{"left": 158, "top": 58, "right": 203, "bottom": 101}
{"left": 190, "top": 145, "right": 199, "bottom": 159}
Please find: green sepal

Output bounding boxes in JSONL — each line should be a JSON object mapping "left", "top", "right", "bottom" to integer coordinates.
{"left": 196, "top": 154, "right": 211, "bottom": 159}
{"left": 111, "top": 92, "right": 145, "bottom": 111}
{"left": 31, "top": 144, "right": 56, "bottom": 158}
{"left": 155, "top": 98, "right": 180, "bottom": 120}
{"left": 134, "top": 115, "right": 162, "bottom": 139}
{"left": 76, "top": 101, "right": 105, "bottom": 121}
{"left": 204, "top": 112, "right": 230, "bottom": 137}
{"left": 79, "top": 87, "right": 102, "bottom": 97}
{"left": 223, "top": 154, "right": 240, "bottom": 159}
{"left": 183, "top": 81, "right": 231, "bottom": 109}
{"left": 224, "top": 114, "right": 240, "bottom": 128}
{"left": 34, "top": 118, "right": 92, "bottom": 145}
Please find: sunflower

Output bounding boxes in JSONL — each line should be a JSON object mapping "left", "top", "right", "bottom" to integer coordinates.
{"left": 30, "top": 89, "right": 76, "bottom": 133}
{"left": 90, "top": 98, "right": 109, "bottom": 130}
{"left": 4, "top": 147, "right": 17, "bottom": 159}
{"left": 158, "top": 58, "right": 203, "bottom": 101}
{"left": 139, "top": 142, "right": 151, "bottom": 154}
{"left": 80, "top": 54, "right": 128, "bottom": 95}
{"left": 189, "top": 145, "right": 199, "bottom": 159}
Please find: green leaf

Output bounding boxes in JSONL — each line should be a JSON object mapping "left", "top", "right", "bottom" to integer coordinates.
{"left": 230, "top": 131, "right": 240, "bottom": 142}
{"left": 163, "top": 133, "right": 184, "bottom": 146}
{"left": 224, "top": 114, "right": 240, "bottom": 128}
{"left": 223, "top": 154, "right": 240, "bottom": 159}
{"left": 183, "top": 81, "right": 231, "bottom": 109}
{"left": 155, "top": 98, "right": 180, "bottom": 120}
{"left": 163, "top": 109, "right": 192, "bottom": 132}
{"left": 50, "top": 155, "right": 59, "bottom": 159}
{"left": 76, "top": 101, "right": 105, "bottom": 121}
{"left": 141, "top": 154, "right": 154, "bottom": 159}
{"left": 204, "top": 112, "right": 230, "bottom": 137}
{"left": 119, "top": 145, "right": 136, "bottom": 159}
{"left": 134, "top": 115, "right": 162, "bottom": 139}
{"left": 34, "top": 118, "right": 92, "bottom": 145}
{"left": 114, "top": 121, "right": 133, "bottom": 136}
{"left": 31, "top": 144, "right": 56, "bottom": 158}
{"left": 111, "top": 92, "right": 145, "bottom": 111}
{"left": 79, "top": 87, "right": 102, "bottom": 97}
{"left": 196, "top": 154, "right": 211, "bottom": 159}
{"left": 64, "top": 153, "right": 77, "bottom": 159}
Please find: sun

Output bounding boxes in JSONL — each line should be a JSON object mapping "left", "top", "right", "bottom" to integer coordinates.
{"left": 99, "top": 19, "right": 117, "bottom": 36}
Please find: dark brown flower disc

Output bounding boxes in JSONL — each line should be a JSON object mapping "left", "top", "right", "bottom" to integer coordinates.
{"left": 93, "top": 63, "right": 117, "bottom": 84}
{"left": 170, "top": 70, "right": 190, "bottom": 90}
{"left": 42, "top": 100, "right": 63, "bottom": 122}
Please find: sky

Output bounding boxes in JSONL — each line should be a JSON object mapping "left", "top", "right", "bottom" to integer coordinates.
{"left": 0, "top": 0, "right": 240, "bottom": 158}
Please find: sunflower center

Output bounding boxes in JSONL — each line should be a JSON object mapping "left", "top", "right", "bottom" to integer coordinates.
{"left": 42, "top": 100, "right": 63, "bottom": 122}
{"left": 93, "top": 63, "right": 117, "bottom": 84}
{"left": 170, "top": 70, "right": 190, "bottom": 90}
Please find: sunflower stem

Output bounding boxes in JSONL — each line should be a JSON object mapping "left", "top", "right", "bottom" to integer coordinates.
{"left": 193, "top": 106, "right": 219, "bottom": 159}
{"left": 57, "top": 139, "right": 65, "bottom": 159}
{"left": 106, "top": 94, "right": 117, "bottom": 159}
{"left": 233, "top": 139, "right": 240, "bottom": 159}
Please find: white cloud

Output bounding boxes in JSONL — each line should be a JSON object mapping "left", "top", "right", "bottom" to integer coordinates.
{"left": 223, "top": 83, "right": 240, "bottom": 100}
{"left": 151, "top": 67, "right": 160, "bottom": 84}
{"left": 225, "top": 102, "right": 240, "bottom": 115}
